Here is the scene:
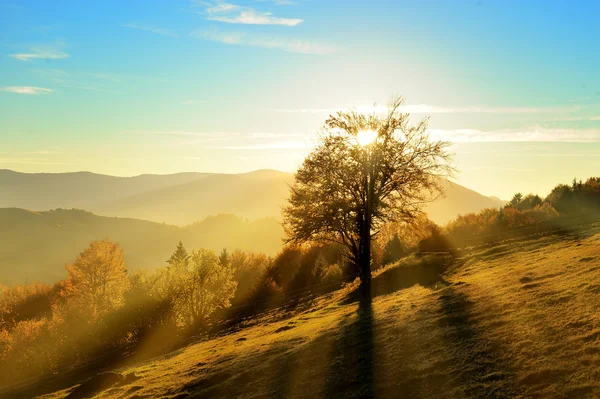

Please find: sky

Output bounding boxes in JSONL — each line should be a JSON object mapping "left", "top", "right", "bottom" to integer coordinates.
{"left": 1, "top": 0, "right": 600, "bottom": 199}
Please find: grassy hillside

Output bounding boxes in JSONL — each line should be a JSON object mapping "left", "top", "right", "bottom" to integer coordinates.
{"left": 14, "top": 224, "right": 600, "bottom": 398}
{"left": 0, "top": 209, "right": 283, "bottom": 285}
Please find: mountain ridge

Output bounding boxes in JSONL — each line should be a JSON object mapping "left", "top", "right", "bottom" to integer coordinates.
{"left": 1, "top": 169, "right": 505, "bottom": 226}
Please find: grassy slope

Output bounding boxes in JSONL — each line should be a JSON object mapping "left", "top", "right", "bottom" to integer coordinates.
{"left": 30, "top": 229, "right": 600, "bottom": 398}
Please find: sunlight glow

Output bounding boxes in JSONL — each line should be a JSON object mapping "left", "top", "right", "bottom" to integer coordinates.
{"left": 357, "top": 130, "right": 378, "bottom": 146}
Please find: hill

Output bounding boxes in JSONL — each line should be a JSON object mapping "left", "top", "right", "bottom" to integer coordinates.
{"left": 9, "top": 222, "right": 600, "bottom": 398}
{"left": 97, "top": 170, "right": 294, "bottom": 225}
{"left": 0, "top": 169, "right": 209, "bottom": 211}
{"left": 0, "top": 208, "right": 283, "bottom": 285}
{"left": 0, "top": 169, "right": 505, "bottom": 225}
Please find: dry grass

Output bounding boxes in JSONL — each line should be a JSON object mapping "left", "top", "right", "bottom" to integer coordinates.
{"left": 22, "top": 230, "right": 600, "bottom": 398}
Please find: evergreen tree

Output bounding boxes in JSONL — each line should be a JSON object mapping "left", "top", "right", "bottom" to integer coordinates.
{"left": 218, "top": 248, "right": 230, "bottom": 267}
{"left": 167, "top": 241, "right": 190, "bottom": 269}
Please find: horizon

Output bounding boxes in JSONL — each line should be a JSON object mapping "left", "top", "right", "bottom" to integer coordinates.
{"left": 2, "top": 0, "right": 600, "bottom": 199}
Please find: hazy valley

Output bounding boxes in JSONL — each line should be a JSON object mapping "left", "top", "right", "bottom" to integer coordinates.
{"left": 0, "top": 169, "right": 505, "bottom": 285}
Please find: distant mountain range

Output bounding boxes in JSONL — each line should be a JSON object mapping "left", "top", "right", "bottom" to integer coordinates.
{"left": 0, "top": 169, "right": 506, "bottom": 284}
{"left": 0, "top": 169, "right": 505, "bottom": 226}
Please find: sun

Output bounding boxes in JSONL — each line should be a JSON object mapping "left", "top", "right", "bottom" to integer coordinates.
{"left": 357, "top": 129, "right": 378, "bottom": 146}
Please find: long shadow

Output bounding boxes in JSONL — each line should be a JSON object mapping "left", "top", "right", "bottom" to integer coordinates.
{"left": 345, "top": 253, "right": 450, "bottom": 305}
{"left": 438, "top": 287, "right": 521, "bottom": 398}
{"left": 324, "top": 297, "right": 374, "bottom": 399}
{"left": 321, "top": 254, "right": 451, "bottom": 398}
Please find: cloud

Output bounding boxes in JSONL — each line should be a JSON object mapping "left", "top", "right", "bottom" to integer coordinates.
{"left": 206, "top": 2, "right": 238, "bottom": 13}
{"left": 193, "top": 28, "right": 336, "bottom": 54}
{"left": 254, "top": 0, "right": 298, "bottom": 5}
{"left": 132, "top": 130, "right": 309, "bottom": 147}
{"left": 23, "top": 149, "right": 61, "bottom": 155}
{"left": 136, "top": 130, "right": 306, "bottom": 139}
{"left": 262, "top": 104, "right": 578, "bottom": 114}
{"left": 192, "top": 1, "right": 302, "bottom": 25}
{"left": 31, "top": 68, "right": 119, "bottom": 92}
{"left": 207, "top": 10, "right": 302, "bottom": 26}
{"left": 0, "top": 86, "right": 53, "bottom": 95}
{"left": 122, "top": 24, "right": 179, "bottom": 38}
{"left": 0, "top": 158, "right": 65, "bottom": 165}
{"left": 181, "top": 99, "right": 208, "bottom": 105}
{"left": 428, "top": 128, "right": 600, "bottom": 143}
{"left": 208, "top": 141, "right": 310, "bottom": 150}
{"left": 10, "top": 50, "right": 70, "bottom": 61}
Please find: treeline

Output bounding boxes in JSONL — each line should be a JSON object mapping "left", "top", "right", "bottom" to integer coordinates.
{"left": 444, "top": 177, "right": 600, "bottom": 246}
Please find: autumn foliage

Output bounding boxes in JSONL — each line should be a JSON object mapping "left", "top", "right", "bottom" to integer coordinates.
{"left": 2, "top": 176, "right": 600, "bottom": 386}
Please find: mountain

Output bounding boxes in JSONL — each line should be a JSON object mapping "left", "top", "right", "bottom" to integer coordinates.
{"left": 97, "top": 169, "right": 293, "bottom": 225}
{"left": 0, "top": 169, "right": 210, "bottom": 210}
{"left": 425, "top": 179, "right": 507, "bottom": 225}
{"left": 1, "top": 169, "right": 504, "bottom": 226}
{"left": 0, "top": 208, "right": 283, "bottom": 285}
{"left": 0, "top": 170, "right": 506, "bottom": 285}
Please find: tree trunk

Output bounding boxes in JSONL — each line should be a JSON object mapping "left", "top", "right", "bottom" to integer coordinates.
{"left": 358, "top": 209, "right": 372, "bottom": 300}
{"left": 358, "top": 150, "right": 374, "bottom": 301}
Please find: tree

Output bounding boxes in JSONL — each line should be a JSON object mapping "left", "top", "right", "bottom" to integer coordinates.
{"left": 545, "top": 184, "right": 575, "bottom": 213}
{"left": 181, "top": 249, "right": 237, "bottom": 326}
{"left": 167, "top": 241, "right": 190, "bottom": 269}
{"left": 218, "top": 248, "right": 230, "bottom": 267}
{"left": 65, "top": 240, "right": 129, "bottom": 318}
{"left": 382, "top": 234, "right": 406, "bottom": 265}
{"left": 508, "top": 193, "right": 523, "bottom": 208}
{"left": 283, "top": 96, "right": 453, "bottom": 294}
{"left": 519, "top": 194, "right": 543, "bottom": 210}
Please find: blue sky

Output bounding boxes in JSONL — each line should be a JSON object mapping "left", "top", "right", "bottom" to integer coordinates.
{"left": 1, "top": 0, "right": 600, "bottom": 198}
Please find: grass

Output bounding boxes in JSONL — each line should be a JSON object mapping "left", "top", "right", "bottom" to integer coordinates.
{"left": 13, "top": 228, "right": 600, "bottom": 398}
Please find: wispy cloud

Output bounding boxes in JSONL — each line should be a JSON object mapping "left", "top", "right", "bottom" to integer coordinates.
{"left": 122, "top": 24, "right": 179, "bottom": 38}
{"left": 181, "top": 99, "right": 208, "bottom": 105}
{"left": 193, "top": 28, "right": 336, "bottom": 54}
{"left": 23, "top": 149, "right": 62, "bottom": 155}
{"left": 207, "top": 10, "right": 302, "bottom": 26}
{"left": 131, "top": 130, "right": 309, "bottom": 147}
{"left": 429, "top": 127, "right": 600, "bottom": 143}
{"left": 193, "top": 1, "right": 302, "bottom": 26}
{"left": 135, "top": 130, "right": 306, "bottom": 139}
{"left": 31, "top": 68, "right": 119, "bottom": 93}
{"left": 10, "top": 49, "right": 69, "bottom": 61}
{"left": 262, "top": 104, "right": 579, "bottom": 114}
{"left": 0, "top": 158, "right": 65, "bottom": 165}
{"left": 0, "top": 86, "right": 53, "bottom": 95}
{"left": 207, "top": 141, "right": 310, "bottom": 150}
{"left": 205, "top": 2, "right": 239, "bottom": 13}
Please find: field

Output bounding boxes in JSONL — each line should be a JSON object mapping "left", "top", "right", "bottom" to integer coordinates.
{"left": 9, "top": 226, "right": 600, "bottom": 399}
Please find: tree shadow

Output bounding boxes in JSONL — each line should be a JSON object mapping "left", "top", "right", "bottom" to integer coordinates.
{"left": 345, "top": 254, "right": 451, "bottom": 305}
{"left": 324, "top": 297, "right": 375, "bottom": 399}
{"left": 437, "top": 287, "right": 521, "bottom": 398}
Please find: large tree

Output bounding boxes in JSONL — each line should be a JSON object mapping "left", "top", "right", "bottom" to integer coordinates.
{"left": 283, "top": 97, "right": 453, "bottom": 293}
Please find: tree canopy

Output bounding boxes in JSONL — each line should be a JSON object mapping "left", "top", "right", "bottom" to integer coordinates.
{"left": 283, "top": 96, "right": 453, "bottom": 288}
